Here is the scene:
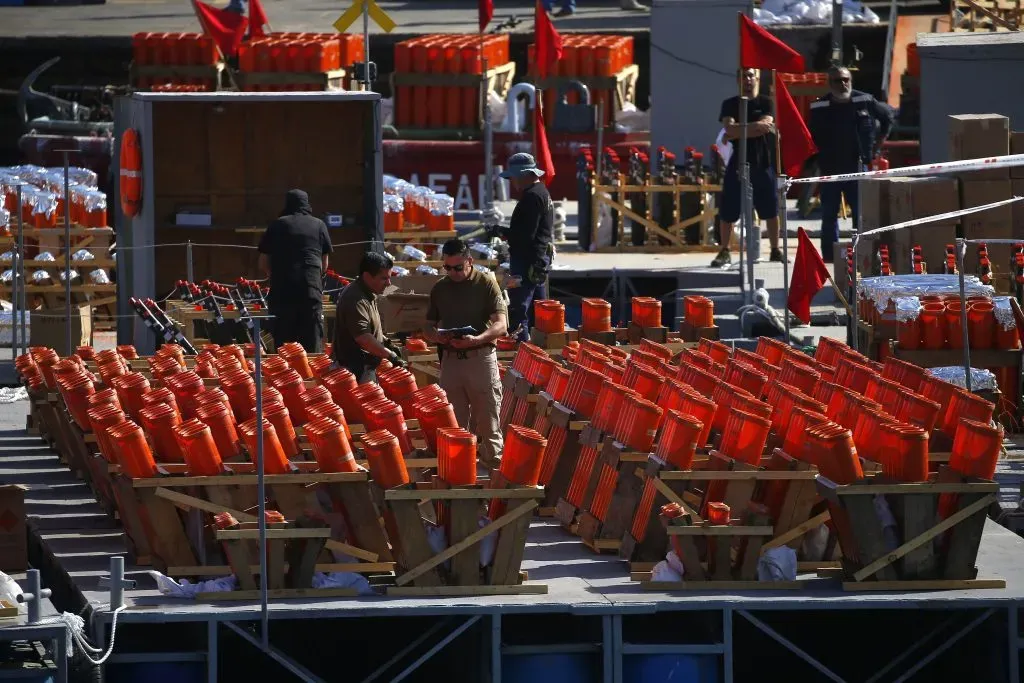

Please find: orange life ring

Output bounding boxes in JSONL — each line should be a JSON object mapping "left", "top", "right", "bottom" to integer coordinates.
{"left": 119, "top": 128, "right": 143, "bottom": 217}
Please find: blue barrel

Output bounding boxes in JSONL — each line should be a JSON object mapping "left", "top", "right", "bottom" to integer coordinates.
{"left": 503, "top": 653, "right": 597, "bottom": 683}
{"left": 623, "top": 654, "right": 719, "bottom": 683}
{"left": 107, "top": 662, "right": 205, "bottom": 683}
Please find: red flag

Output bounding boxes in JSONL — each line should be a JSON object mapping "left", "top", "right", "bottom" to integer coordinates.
{"left": 535, "top": 0, "right": 563, "bottom": 78}
{"left": 250, "top": 0, "right": 270, "bottom": 37}
{"left": 739, "top": 14, "right": 804, "bottom": 72}
{"left": 534, "top": 97, "right": 555, "bottom": 187}
{"left": 479, "top": 0, "right": 494, "bottom": 33}
{"left": 776, "top": 77, "right": 817, "bottom": 177}
{"left": 192, "top": 0, "right": 248, "bottom": 58}
{"left": 788, "top": 227, "right": 831, "bottom": 324}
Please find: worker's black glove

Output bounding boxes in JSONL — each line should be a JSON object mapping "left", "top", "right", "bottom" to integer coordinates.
{"left": 527, "top": 262, "right": 549, "bottom": 285}
{"left": 389, "top": 352, "right": 409, "bottom": 370}
{"left": 484, "top": 224, "right": 505, "bottom": 240}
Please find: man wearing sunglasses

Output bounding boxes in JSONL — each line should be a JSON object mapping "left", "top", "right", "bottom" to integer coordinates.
{"left": 809, "top": 66, "right": 894, "bottom": 254}
{"left": 424, "top": 239, "right": 509, "bottom": 465}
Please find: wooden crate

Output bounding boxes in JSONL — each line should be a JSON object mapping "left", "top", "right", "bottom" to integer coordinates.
{"left": 626, "top": 322, "right": 668, "bottom": 345}
{"left": 818, "top": 469, "right": 1006, "bottom": 591}
{"left": 130, "top": 63, "right": 228, "bottom": 91}
{"left": 382, "top": 476, "right": 547, "bottom": 596}
{"left": 390, "top": 62, "right": 517, "bottom": 132}
{"left": 498, "top": 367, "right": 543, "bottom": 435}
{"left": 234, "top": 69, "right": 349, "bottom": 92}
{"left": 529, "top": 326, "right": 579, "bottom": 350}
{"left": 678, "top": 321, "right": 720, "bottom": 343}
{"left": 575, "top": 437, "right": 649, "bottom": 554}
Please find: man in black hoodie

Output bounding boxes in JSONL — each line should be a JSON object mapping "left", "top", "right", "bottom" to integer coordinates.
{"left": 257, "top": 189, "right": 334, "bottom": 352}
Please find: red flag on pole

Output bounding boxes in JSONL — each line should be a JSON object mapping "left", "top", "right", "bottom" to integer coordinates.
{"left": 739, "top": 14, "right": 805, "bottom": 72}
{"left": 250, "top": 0, "right": 270, "bottom": 37}
{"left": 192, "top": 0, "right": 248, "bottom": 58}
{"left": 775, "top": 77, "right": 817, "bottom": 177}
{"left": 788, "top": 227, "right": 831, "bottom": 324}
{"left": 535, "top": 0, "right": 563, "bottom": 78}
{"left": 534, "top": 97, "right": 555, "bottom": 187}
{"left": 479, "top": 0, "right": 494, "bottom": 33}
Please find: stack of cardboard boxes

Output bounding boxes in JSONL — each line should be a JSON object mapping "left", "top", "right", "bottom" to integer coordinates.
{"left": 859, "top": 113, "right": 1024, "bottom": 287}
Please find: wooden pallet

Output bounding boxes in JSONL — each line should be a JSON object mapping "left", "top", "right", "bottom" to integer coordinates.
{"left": 576, "top": 438, "right": 650, "bottom": 555}
{"left": 382, "top": 476, "right": 547, "bottom": 596}
{"left": 554, "top": 422, "right": 606, "bottom": 529}
{"left": 951, "top": 0, "right": 1023, "bottom": 31}
{"left": 818, "top": 469, "right": 1006, "bottom": 591}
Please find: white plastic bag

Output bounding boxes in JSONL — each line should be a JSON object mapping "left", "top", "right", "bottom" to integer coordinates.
{"left": 757, "top": 546, "right": 798, "bottom": 581}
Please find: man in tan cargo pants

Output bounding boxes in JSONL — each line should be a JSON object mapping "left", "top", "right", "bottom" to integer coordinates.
{"left": 424, "top": 239, "right": 508, "bottom": 466}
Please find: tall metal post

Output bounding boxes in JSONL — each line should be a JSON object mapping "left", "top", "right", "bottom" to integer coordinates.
{"left": 253, "top": 317, "right": 268, "bottom": 647}
{"left": 11, "top": 186, "right": 20, "bottom": 361}
{"left": 738, "top": 95, "right": 753, "bottom": 301}
{"left": 186, "top": 240, "right": 194, "bottom": 284}
{"left": 481, "top": 32, "right": 494, "bottom": 222}
{"left": 62, "top": 150, "right": 72, "bottom": 356}
{"left": 362, "top": 2, "right": 371, "bottom": 91}
{"left": 16, "top": 186, "right": 26, "bottom": 356}
{"left": 956, "top": 239, "right": 973, "bottom": 391}
{"left": 850, "top": 233, "right": 860, "bottom": 352}
{"left": 779, "top": 176, "right": 791, "bottom": 342}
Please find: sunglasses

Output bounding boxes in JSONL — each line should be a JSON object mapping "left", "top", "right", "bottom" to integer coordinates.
{"left": 443, "top": 263, "right": 466, "bottom": 272}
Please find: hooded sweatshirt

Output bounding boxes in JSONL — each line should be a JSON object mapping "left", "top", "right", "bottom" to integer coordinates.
{"left": 258, "top": 189, "right": 333, "bottom": 301}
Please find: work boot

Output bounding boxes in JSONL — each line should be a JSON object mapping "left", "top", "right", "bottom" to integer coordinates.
{"left": 621, "top": 0, "right": 647, "bottom": 9}
{"left": 770, "top": 247, "right": 784, "bottom": 262}
{"left": 711, "top": 248, "right": 732, "bottom": 268}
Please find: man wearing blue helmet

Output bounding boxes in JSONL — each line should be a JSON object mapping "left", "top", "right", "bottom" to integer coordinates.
{"left": 498, "top": 152, "right": 555, "bottom": 341}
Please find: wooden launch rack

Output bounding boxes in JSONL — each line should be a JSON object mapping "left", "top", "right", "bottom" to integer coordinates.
{"left": 382, "top": 472, "right": 547, "bottom": 597}
{"left": 628, "top": 450, "right": 827, "bottom": 590}
{"left": 818, "top": 469, "right": 1006, "bottom": 591}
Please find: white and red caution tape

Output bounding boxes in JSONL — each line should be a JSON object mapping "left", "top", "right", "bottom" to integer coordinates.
{"left": 789, "top": 154, "right": 1024, "bottom": 185}
{"left": 856, "top": 197, "right": 1023, "bottom": 238}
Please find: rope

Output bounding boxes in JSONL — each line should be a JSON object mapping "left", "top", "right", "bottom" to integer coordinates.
{"left": 36, "top": 605, "right": 125, "bottom": 665}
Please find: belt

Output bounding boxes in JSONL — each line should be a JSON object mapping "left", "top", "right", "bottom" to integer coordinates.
{"left": 445, "top": 345, "right": 495, "bottom": 359}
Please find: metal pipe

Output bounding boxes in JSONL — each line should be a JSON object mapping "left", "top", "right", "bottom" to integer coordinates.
{"left": 595, "top": 100, "right": 605, "bottom": 180}
{"left": 831, "top": 0, "right": 844, "bottom": 65}
{"left": 223, "top": 621, "right": 326, "bottom": 683}
{"left": 957, "top": 238, "right": 972, "bottom": 391}
{"left": 739, "top": 92, "right": 751, "bottom": 303}
{"left": 63, "top": 152, "right": 72, "bottom": 357}
{"left": 186, "top": 240, "right": 194, "bottom": 284}
{"left": 390, "top": 616, "right": 482, "bottom": 683}
{"left": 110, "top": 555, "right": 125, "bottom": 610}
{"left": 253, "top": 317, "right": 268, "bottom": 647}
{"left": 881, "top": 0, "right": 899, "bottom": 100}
{"left": 739, "top": 610, "right": 845, "bottom": 683}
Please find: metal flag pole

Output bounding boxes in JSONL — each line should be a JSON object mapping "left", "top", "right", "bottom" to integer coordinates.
{"left": 779, "top": 176, "right": 790, "bottom": 342}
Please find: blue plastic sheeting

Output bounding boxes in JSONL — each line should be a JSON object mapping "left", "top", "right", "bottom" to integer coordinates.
{"left": 623, "top": 654, "right": 719, "bottom": 683}
{"left": 503, "top": 653, "right": 599, "bottom": 683}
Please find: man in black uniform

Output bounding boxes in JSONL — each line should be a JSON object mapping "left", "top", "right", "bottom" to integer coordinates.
{"left": 333, "top": 251, "right": 406, "bottom": 383}
{"left": 712, "top": 67, "right": 782, "bottom": 268}
{"left": 809, "top": 65, "right": 894, "bottom": 255}
{"left": 499, "top": 152, "right": 554, "bottom": 341}
{"left": 258, "top": 189, "right": 333, "bottom": 352}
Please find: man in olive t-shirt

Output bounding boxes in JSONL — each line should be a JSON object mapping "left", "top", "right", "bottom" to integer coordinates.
{"left": 333, "top": 251, "right": 407, "bottom": 383}
{"left": 425, "top": 239, "right": 509, "bottom": 465}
